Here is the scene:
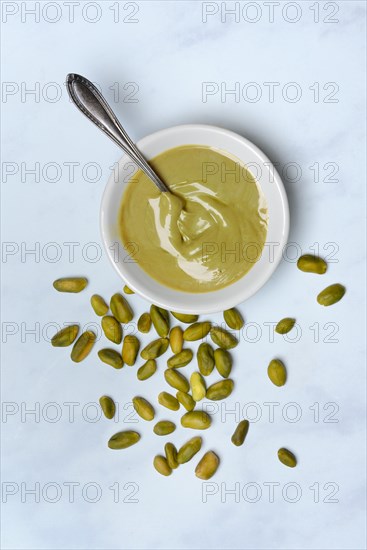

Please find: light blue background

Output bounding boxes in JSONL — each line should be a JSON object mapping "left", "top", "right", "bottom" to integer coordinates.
{"left": 1, "top": 1, "right": 366, "bottom": 549}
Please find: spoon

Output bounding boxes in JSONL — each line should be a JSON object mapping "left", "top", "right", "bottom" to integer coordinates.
{"left": 66, "top": 73, "right": 170, "bottom": 193}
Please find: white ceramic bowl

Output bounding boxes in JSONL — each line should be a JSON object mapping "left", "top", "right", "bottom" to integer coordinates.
{"left": 100, "top": 124, "right": 289, "bottom": 314}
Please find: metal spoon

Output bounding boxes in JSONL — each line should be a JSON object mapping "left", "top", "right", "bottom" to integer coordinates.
{"left": 66, "top": 73, "right": 170, "bottom": 193}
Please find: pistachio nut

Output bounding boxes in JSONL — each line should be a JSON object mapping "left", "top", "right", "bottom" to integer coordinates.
{"left": 223, "top": 308, "right": 244, "bottom": 330}
{"left": 98, "top": 349, "right": 124, "bottom": 369}
{"left": 169, "top": 326, "right": 184, "bottom": 354}
{"left": 164, "top": 369, "right": 190, "bottom": 393}
{"left": 197, "top": 343, "right": 215, "bottom": 376}
{"left": 153, "top": 420, "right": 176, "bottom": 436}
{"left": 51, "top": 325, "right": 79, "bottom": 347}
{"left": 71, "top": 331, "right": 96, "bottom": 362}
{"left": 317, "top": 283, "right": 346, "bottom": 306}
{"left": 153, "top": 455, "right": 172, "bottom": 476}
{"left": 101, "top": 315, "right": 122, "bottom": 344}
{"left": 110, "top": 293, "right": 133, "bottom": 323}
{"left": 167, "top": 349, "right": 193, "bottom": 369}
{"left": 122, "top": 335, "right": 140, "bottom": 365}
{"left": 132, "top": 396, "right": 155, "bottom": 421}
{"left": 165, "top": 442, "right": 178, "bottom": 469}
{"left": 91, "top": 294, "right": 109, "bottom": 316}
{"left": 231, "top": 420, "right": 249, "bottom": 446}
{"left": 195, "top": 451, "right": 220, "bottom": 480}
{"left": 137, "top": 312, "right": 152, "bottom": 333}
{"left": 183, "top": 322, "right": 211, "bottom": 341}
{"left": 190, "top": 372, "right": 206, "bottom": 402}
{"left": 123, "top": 285, "right": 134, "bottom": 294}
{"left": 181, "top": 411, "right": 211, "bottom": 430}
{"left": 53, "top": 277, "right": 87, "bottom": 293}
{"left": 99, "top": 396, "right": 116, "bottom": 419}
{"left": 137, "top": 359, "right": 157, "bottom": 381}
{"left": 177, "top": 436, "right": 202, "bottom": 464}
{"left": 275, "top": 318, "right": 296, "bottom": 334}
{"left": 176, "top": 391, "right": 196, "bottom": 412}
{"left": 206, "top": 379, "right": 234, "bottom": 401}
{"left": 108, "top": 431, "right": 140, "bottom": 449}
{"left": 297, "top": 254, "right": 327, "bottom": 274}
{"left": 267, "top": 359, "right": 287, "bottom": 387}
{"left": 158, "top": 391, "right": 180, "bottom": 411}
{"left": 140, "top": 338, "right": 169, "bottom": 360}
{"left": 278, "top": 447, "right": 297, "bottom": 468}
{"left": 210, "top": 327, "right": 238, "bottom": 349}
{"left": 214, "top": 348, "right": 232, "bottom": 378}
{"left": 171, "top": 312, "right": 199, "bottom": 324}
{"left": 150, "top": 304, "right": 170, "bottom": 338}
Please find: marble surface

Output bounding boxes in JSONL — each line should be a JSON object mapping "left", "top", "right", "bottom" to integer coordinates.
{"left": 1, "top": 1, "right": 366, "bottom": 549}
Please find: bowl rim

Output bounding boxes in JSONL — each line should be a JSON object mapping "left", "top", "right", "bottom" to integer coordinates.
{"left": 100, "top": 123, "right": 289, "bottom": 313}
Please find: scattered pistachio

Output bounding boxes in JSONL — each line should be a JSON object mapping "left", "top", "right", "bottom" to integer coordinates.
{"left": 181, "top": 411, "right": 211, "bottom": 430}
{"left": 278, "top": 447, "right": 297, "bottom": 468}
{"left": 195, "top": 451, "right": 220, "bottom": 480}
{"left": 190, "top": 372, "right": 206, "bottom": 402}
{"left": 165, "top": 442, "right": 178, "bottom": 469}
{"left": 123, "top": 285, "right": 134, "bottom": 294}
{"left": 137, "top": 312, "right": 152, "bottom": 333}
{"left": 71, "top": 331, "right": 96, "bottom": 362}
{"left": 177, "top": 436, "right": 202, "bottom": 464}
{"left": 214, "top": 348, "right": 232, "bottom": 378}
{"left": 297, "top": 254, "right": 327, "bottom": 274}
{"left": 150, "top": 305, "right": 170, "bottom": 337}
{"left": 317, "top": 284, "right": 346, "bottom": 306}
{"left": 110, "top": 293, "right": 133, "bottom": 323}
{"left": 167, "top": 349, "right": 193, "bottom": 369}
{"left": 98, "top": 349, "right": 124, "bottom": 369}
{"left": 122, "top": 335, "right": 140, "bottom": 366}
{"left": 91, "top": 294, "right": 109, "bottom": 316}
{"left": 53, "top": 277, "right": 88, "bottom": 293}
{"left": 137, "top": 359, "right": 157, "bottom": 381}
{"left": 99, "top": 396, "right": 116, "bottom": 419}
{"left": 267, "top": 359, "right": 287, "bottom": 387}
{"left": 51, "top": 325, "right": 79, "bottom": 347}
{"left": 101, "top": 315, "right": 122, "bottom": 344}
{"left": 153, "top": 420, "right": 176, "bottom": 436}
{"left": 223, "top": 308, "right": 244, "bottom": 330}
{"left": 171, "top": 312, "right": 199, "bottom": 323}
{"left": 108, "top": 431, "right": 140, "bottom": 450}
{"left": 183, "top": 322, "right": 211, "bottom": 341}
{"left": 210, "top": 327, "right": 238, "bottom": 349}
{"left": 132, "top": 396, "right": 155, "bottom": 421}
{"left": 169, "top": 326, "right": 183, "bottom": 354}
{"left": 206, "top": 379, "right": 234, "bottom": 401}
{"left": 158, "top": 392, "right": 180, "bottom": 411}
{"left": 164, "top": 369, "right": 190, "bottom": 393}
{"left": 153, "top": 455, "right": 172, "bottom": 476}
{"left": 140, "top": 338, "right": 169, "bottom": 360}
{"left": 275, "top": 318, "right": 296, "bottom": 334}
{"left": 231, "top": 420, "right": 249, "bottom": 446}
{"left": 176, "top": 391, "right": 196, "bottom": 412}
{"left": 197, "top": 343, "right": 215, "bottom": 376}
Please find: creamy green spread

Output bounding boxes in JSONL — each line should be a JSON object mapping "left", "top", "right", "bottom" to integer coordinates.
{"left": 119, "top": 145, "right": 268, "bottom": 292}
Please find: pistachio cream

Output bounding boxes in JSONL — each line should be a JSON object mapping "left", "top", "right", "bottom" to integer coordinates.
{"left": 119, "top": 145, "right": 267, "bottom": 292}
